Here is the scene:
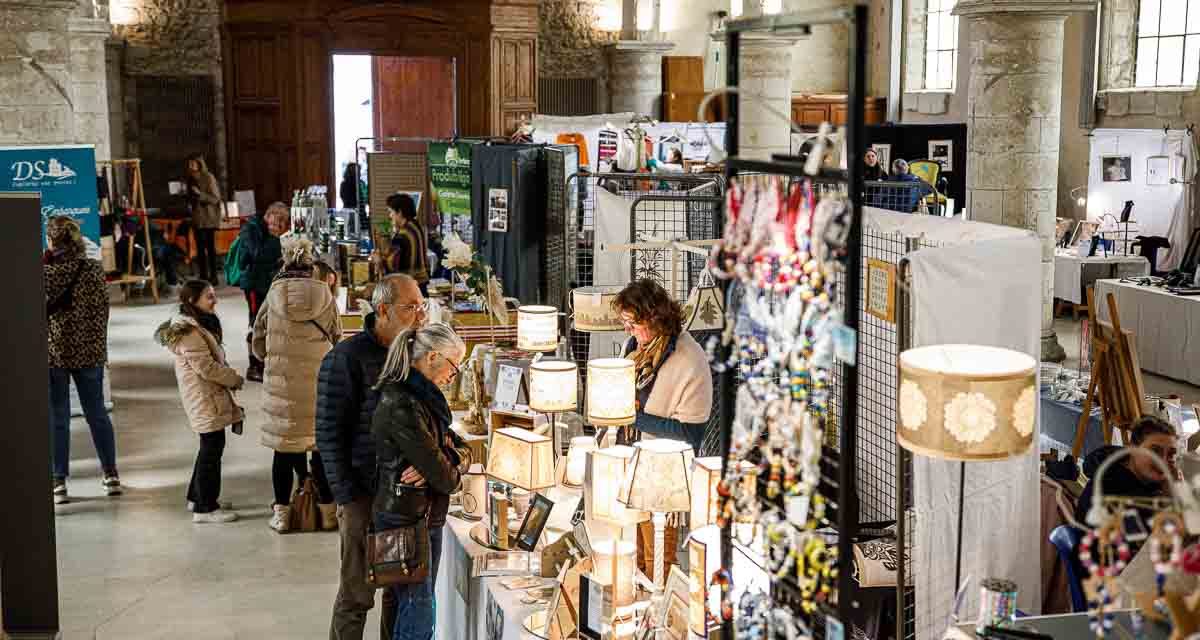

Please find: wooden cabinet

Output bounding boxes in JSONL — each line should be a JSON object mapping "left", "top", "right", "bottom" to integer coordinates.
{"left": 790, "top": 94, "right": 887, "bottom": 129}
{"left": 662, "top": 56, "right": 723, "bottom": 122}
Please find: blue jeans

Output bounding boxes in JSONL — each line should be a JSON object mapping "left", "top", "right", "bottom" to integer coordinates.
{"left": 375, "top": 512, "right": 442, "bottom": 640}
{"left": 49, "top": 366, "right": 117, "bottom": 479}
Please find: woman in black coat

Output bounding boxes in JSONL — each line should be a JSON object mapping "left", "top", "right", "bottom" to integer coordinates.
{"left": 371, "top": 322, "right": 470, "bottom": 640}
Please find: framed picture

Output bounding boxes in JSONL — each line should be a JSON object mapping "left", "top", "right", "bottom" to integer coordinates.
{"left": 865, "top": 258, "right": 896, "bottom": 322}
{"left": 663, "top": 593, "right": 689, "bottom": 640}
{"left": 927, "top": 139, "right": 953, "bottom": 171}
{"left": 870, "top": 143, "right": 892, "bottom": 172}
{"left": 478, "top": 550, "right": 531, "bottom": 577}
{"left": 517, "top": 493, "right": 555, "bottom": 551}
{"left": 488, "top": 187, "right": 509, "bottom": 232}
{"left": 688, "top": 537, "right": 709, "bottom": 636}
{"left": 578, "top": 574, "right": 612, "bottom": 640}
{"left": 489, "top": 491, "right": 510, "bottom": 550}
{"left": 660, "top": 565, "right": 690, "bottom": 627}
{"left": 1147, "top": 155, "right": 1171, "bottom": 185}
{"left": 1102, "top": 155, "right": 1132, "bottom": 182}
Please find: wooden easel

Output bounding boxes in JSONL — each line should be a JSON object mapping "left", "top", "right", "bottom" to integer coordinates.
{"left": 98, "top": 159, "right": 159, "bottom": 303}
{"left": 1071, "top": 287, "right": 1145, "bottom": 457}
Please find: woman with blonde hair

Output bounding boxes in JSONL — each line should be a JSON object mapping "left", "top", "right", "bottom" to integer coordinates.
{"left": 236, "top": 200, "right": 286, "bottom": 381}
{"left": 44, "top": 215, "right": 121, "bottom": 504}
{"left": 253, "top": 237, "right": 341, "bottom": 532}
{"left": 185, "top": 154, "right": 223, "bottom": 284}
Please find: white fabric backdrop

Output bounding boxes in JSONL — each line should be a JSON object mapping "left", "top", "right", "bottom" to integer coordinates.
{"left": 862, "top": 208, "right": 1042, "bottom": 638}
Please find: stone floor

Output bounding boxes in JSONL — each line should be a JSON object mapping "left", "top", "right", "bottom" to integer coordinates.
{"left": 50, "top": 286, "right": 381, "bottom": 640}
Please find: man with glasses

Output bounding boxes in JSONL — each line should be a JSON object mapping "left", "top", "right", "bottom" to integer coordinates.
{"left": 317, "top": 273, "right": 427, "bottom": 640}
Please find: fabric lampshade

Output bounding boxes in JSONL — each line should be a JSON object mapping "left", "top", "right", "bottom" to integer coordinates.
{"left": 529, "top": 360, "right": 578, "bottom": 412}
{"left": 571, "top": 286, "right": 624, "bottom": 332}
{"left": 587, "top": 445, "right": 649, "bottom": 525}
{"left": 586, "top": 358, "right": 636, "bottom": 426}
{"left": 898, "top": 344, "right": 1038, "bottom": 461}
{"left": 487, "top": 427, "right": 555, "bottom": 491}
{"left": 593, "top": 539, "right": 637, "bottom": 607}
{"left": 564, "top": 436, "right": 596, "bottom": 487}
{"left": 517, "top": 305, "right": 558, "bottom": 352}
{"left": 619, "top": 439, "right": 694, "bottom": 513}
{"left": 690, "top": 457, "right": 722, "bottom": 527}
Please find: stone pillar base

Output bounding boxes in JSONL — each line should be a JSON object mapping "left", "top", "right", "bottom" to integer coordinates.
{"left": 607, "top": 41, "right": 675, "bottom": 117}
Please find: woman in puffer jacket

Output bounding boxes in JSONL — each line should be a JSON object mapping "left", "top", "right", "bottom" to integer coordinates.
{"left": 252, "top": 238, "right": 342, "bottom": 532}
{"left": 155, "top": 280, "right": 244, "bottom": 524}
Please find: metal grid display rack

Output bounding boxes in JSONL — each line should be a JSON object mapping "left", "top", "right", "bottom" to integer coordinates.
{"left": 717, "top": 5, "right": 869, "bottom": 638}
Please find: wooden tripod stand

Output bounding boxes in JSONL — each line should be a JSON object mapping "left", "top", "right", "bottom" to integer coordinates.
{"left": 1070, "top": 287, "right": 1145, "bottom": 457}
{"left": 98, "top": 159, "right": 159, "bottom": 303}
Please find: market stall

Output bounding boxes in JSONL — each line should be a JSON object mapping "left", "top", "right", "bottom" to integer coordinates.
{"left": 1053, "top": 251, "right": 1150, "bottom": 306}
{"left": 1095, "top": 278, "right": 1200, "bottom": 386}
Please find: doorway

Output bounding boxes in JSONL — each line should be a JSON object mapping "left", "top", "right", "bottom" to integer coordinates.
{"left": 331, "top": 54, "right": 457, "bottom": 209}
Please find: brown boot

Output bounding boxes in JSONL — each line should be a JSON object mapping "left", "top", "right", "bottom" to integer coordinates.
{"left": 318, "top": 503, "right": 338, "bottom": 531}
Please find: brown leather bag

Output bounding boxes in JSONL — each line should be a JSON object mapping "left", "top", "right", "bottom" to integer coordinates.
{"left": 366, "top": 520, "right": 431, "bottom": 587}
{"left": 289, "top": 477, "right": 321, "bottom": 533}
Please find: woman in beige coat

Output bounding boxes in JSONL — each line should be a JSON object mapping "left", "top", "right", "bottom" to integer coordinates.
{"left": 155, "top": 280, "right": 245, "bottom": 524}
{"left": 186, "top": 154, "right": 223, "bottom": 284}
{"left": 252, "top": 238, "right": 342, "bottom": 532}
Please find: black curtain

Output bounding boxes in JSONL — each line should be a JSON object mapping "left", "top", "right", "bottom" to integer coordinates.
{"left": 470, "top": 144, "right": 547, "bottom": 304}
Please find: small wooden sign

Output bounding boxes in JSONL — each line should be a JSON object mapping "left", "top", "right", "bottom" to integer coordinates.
{"left": 865, "top": 258, "right": 896, "bottom": 322}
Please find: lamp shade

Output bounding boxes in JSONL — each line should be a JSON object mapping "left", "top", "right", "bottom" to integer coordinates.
{"left": 586, "top": 358, "right": 636, "bottom": 426}
{"left": 572, "top": 286, "right": 624, "bottom": 331}
{"left": 898, "top": 344, "right": 1038, "bottom": 461}
{"left": 517, "top": 305, "right": 559, "bottom": 352}
{"left": 587, "top": 445, "right": 649, "bottom": 525}
{"left": 529, "top": 360, "right": 578, "bottom": 412}
{"left": 593, "top": 539, "right": 638, "bottom": 607}
{"left": 690, "top": 457, "right": 722, "bottom": 527}
{"left": 564, "top": 436, "right": 597, "bottom": 487}
{"left": 487, "top": 427, "right": 556, "bottom": 490}
{"left": 462, "top": 463, "right": 488, "bottom": 519}
{"left": 619, "top": 439, "right": 694, "bottom": 513}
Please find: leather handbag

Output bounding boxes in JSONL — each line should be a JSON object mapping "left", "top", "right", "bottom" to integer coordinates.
{"left": 289, "top": 476, "right": 321, "bottom": 533}
{"left": 366, "top": 518, "right": 430, "bottom": 587}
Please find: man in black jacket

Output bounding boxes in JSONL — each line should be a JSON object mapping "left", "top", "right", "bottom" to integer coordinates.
{"left": 317, "top": 274, "right": 427, "bottom": 640}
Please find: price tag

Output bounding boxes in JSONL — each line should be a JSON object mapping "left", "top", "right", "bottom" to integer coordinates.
{"left": 495, "top": 364, "right": 523, "bottom": 408}
{"left": 833, "top": 324, "right": 857, "bottom": 365}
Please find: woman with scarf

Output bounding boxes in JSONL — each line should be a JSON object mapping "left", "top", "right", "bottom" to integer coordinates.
{"left": 371, "top": 322, "right": 471, "bottom": 640}
{"left": 614, "top": 279, "right": 713, "bottom": 452}
{"left": 155, "top": 280, "right": 244, "bottom": 523}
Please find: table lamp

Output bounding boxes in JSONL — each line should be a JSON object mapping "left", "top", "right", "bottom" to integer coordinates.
{"left": 593, "top": 539, "right": 638, "bottom": 607}
{"left": 690, "top": 457, "right": 722, "bottom": 528}
{"left": 619, "top": 439, "right": 694, "bottom": 587}
{"left": 517, "top": 305, "right": 559, "bottom": 352}
{"left": 587, "top": 445, "right": 649, "bottom": 531}
{"left": 529, "top": 360, "right": 578, "bottom": 460}
{"left": 487, "top": 427, "right": 555, "bottom": 520}
{"left": 586, "top": 358, "right": 636, "bottom": 427}
{"left": 461, "top": 463, "right": 487, "bottom": 521}
{"left": 563, "top": 435, "right": 596, "bottom": 488}
{"left": 571, "top": 286, "right": 624, "bottom": 332}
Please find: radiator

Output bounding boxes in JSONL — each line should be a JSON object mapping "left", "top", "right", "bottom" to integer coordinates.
{"left": 537, "top": 78, "right": 601, "bottom": 116}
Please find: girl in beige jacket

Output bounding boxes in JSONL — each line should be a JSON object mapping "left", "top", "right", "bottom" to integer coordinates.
{"left": 252, "top": 238, "right": 342, "bottom": 532}
{"left": 155, "top": 280, "right": 244, "bottom": 524}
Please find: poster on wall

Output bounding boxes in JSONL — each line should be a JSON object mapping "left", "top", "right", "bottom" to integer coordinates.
{"left": 487, "top": 187, "right": 509, "bottom": 232}
{"left": 428, "top": 142, "right": 474, "bottom": 218}
{"left": 927, "top": 140, "right": 953, "bottom": 171}
{"left": 0, "top": 144, "right": 99, "bottom": 257}
{"left": 1102, "top": 155, "right": 1132, "bottom": 182}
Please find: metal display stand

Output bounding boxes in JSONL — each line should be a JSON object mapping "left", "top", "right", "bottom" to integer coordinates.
{"left": 718, "top": 5, "right": 867, "bottom": 637}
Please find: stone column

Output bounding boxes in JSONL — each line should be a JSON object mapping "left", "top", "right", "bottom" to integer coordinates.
{"left": 69, "top": 13, "right": 113, "bottom": 160}
{"left": 737, "top": 37, "right": 797, "bottom": 161}
{"left": 607, "top": 41, "right": 675, "bottom": 117}
{"left": 955, "top": 0, "right": 1095, "bottom": 362}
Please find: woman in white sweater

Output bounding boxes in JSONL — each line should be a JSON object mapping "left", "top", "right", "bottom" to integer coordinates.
{"left": 613, "top": 279, "right": 713, "bottom": 452}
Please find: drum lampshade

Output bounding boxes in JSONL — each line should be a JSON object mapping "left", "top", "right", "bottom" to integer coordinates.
{"left": 898, "top": 344, "right": 1038, "bottom": 461}
{"left": 529, "top": 360, "right": 578, "bottom": 413}
{"left": 571, "top": 286, "right": 624, "bottom": 332}
{"left": 517, "top": 305, "right": 558, "bottom": 352}
{"left": 586, "top": 358, "right": 636, "bottom": 426}
{"left": 564, "top": 436, "right": 596, "bottom": 487}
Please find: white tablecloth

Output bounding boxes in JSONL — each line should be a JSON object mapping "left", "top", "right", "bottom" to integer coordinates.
{"left": 1053, "top": 253, "right": 1150, "bottom": 304}
{"left": 1095, "top": 279, "right": 1200, "bottom": 386}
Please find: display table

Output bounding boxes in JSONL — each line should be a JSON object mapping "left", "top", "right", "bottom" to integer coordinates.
{"left": 436, "top": 484, "right": 584, "bottom": 640}
{"left": 1053, "top": 252, "right": 1149, "bottom": 305}
{"left": 1039, "top": 387, "right": 1103, "bottom": 455}
{"left": 957, "top": 611, "right": 1167, "bottom": 639}
{"left": 1095, "top": 279, "right": 1200, "bottom": 386}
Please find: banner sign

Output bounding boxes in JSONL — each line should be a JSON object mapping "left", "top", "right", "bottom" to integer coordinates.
{"left": 428, "top": 142, "right": 474, "bottom": 218}
{"left": 0, "top": 145, "right": 98, "bottom": 255}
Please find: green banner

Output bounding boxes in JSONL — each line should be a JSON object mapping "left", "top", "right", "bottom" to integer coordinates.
{"left": 428, "top": 142, "right": 473, "bottom": 217}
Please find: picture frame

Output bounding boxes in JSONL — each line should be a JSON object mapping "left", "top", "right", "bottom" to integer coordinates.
{"left": 545, "top": 563, "right": 578, "bottom": 640}
{"left": 663, "top": 593, "right": 689, "bottom": 640}
{"left": 927, "top": 139, "right": 953, "bottom": 171}
{"left": 517, "top": 493, "right": 555, "bottom": 551}
{"left": 865, "top": 258, "right": 896, "bottom": 322}
{"left": 688, "top": 537, "right": 709, "bottom": 636}
{"left": 1102, "top": 155, "right": 1132, "bottom": 182}
{"left": 578, "top": 574, "right": 613, "bottom": 640}
{"left": 659, "top": 565, "right": 690, "bottom": 627}
{"left": 1148, "top": 155, "right": 1171, "bottom": 186}
{"left": 870, "top": 143, "right": 892, "bottom": 172}
{"left": 477, "top": 550, "right": 531, "bottom": 577}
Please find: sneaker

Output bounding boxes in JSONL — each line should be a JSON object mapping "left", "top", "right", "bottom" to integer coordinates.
{"left": 192, "top": 508, "right": 238, "bottom": 524}
{"left": 187, "top": 500, "right": 233, "bottom": 512}
{"left": 269, "top": 504, "right": 291, "bottom": 533}
{"left": 102, "top": 474, "right": 122, "bottom": 497}
{"left": 53, "top": 480, "right": 69, "bottom": 505}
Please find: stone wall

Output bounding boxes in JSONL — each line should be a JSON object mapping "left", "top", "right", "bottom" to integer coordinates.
{"left": 539, "top": 0, "right": 616, "bottom": 80}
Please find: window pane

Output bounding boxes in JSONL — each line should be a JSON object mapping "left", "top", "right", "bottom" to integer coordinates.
{"left": 936, "top": 50, "right": 955, "bottom": 89}
{"left": 1189, "top": 0, "right": 1200, "bottom": 35}
{"left": 1159, "top": 35, "right": 1185, "bottom": 85}
{"left": 942, "top": 0, "right": 957, "bottom": 10}
{"left": 926, "top": 11, "right": 940, "bottom": 52}
{"left": 1161, "top": 0, "right": 1187, "bottom": 36}
{"left": 1139, "top": 0, "right": 1160, "bottom": 37}
{"left": 925, "top": 50, "right": 939, "bottom": 88}
{"left": 1137, "top": 37, "right": 1159, "bottom": 86}
{"left": 1185, "top": 35, "right": 1200, "bottom": 85}
{"left": 927, "top": 0, "right": 943, "bottom": 12}
{"left": 939, "top": 12, "right": 957, "bottom": 50}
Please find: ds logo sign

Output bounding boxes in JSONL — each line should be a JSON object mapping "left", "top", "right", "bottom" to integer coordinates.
{"left": 11, "top": 158, "right": 77, "bottom": 182}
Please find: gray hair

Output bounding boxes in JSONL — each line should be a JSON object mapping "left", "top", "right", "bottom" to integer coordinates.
{"left": 281, "top": 236, "right": 316, "bottom": 268}
{"left": 375, "top": 322, "right": 465, "bottom": 388}
{"left": 371, "top": 273, "right": 418, "bottom": 307}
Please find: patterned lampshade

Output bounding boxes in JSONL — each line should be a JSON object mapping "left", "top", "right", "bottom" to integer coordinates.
{"left": 898, "top": 344, "right": 1038, "bottom": 461}
{"left": 690, "top": 457, "right": 722, "bottom": 527}
{"left": 586, "top": 445, "right": 649, "bottom": 526}
{"left": 586, "top": 358, "right": 636, "bottom": 426}
{"left": 619, "top": 439, "right": 694, "bottom": 513}
{"left": 528, "top": 360, "right": 578, "bottom": 413}
{"left": 517, "top": 305, "right": 558, "bottom": 352}
{"left": 487, "top": 427, "right": 555, "bottom": 491}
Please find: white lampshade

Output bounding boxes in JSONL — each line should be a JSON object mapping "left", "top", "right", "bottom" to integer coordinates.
{"left": 593, "top": 539, "right": 638, "bottom": 607}
{"left": 487, "top": 427, "right": 555, "bottom": 491}
{"left": 690, "top": 457, "right": 722, "bottom": 528}
{"left": 517, "top": 305, "right": 558, "bottom": 352}
{"left": 564, "top": 436, "right": 597, "bottom": 487}
{"left": 571, "top": 286, "right": 624, "bottom": 332}
{"left": 586, "top": 358, "right": 636, "bottom": 426}
{"left": 529, "top": 360, "right": 578, "bottom": 412}
{"left": 619, "top": 439, "right": 694, "bottom": 513}
{"left": 587, "top": 445, "right": 649, "bottom": 526}
{"left": 898, "top": 344, "right": 1038, "bottom": 461}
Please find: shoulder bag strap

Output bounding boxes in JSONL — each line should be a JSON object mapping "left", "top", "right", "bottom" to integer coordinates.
{"left": 309, "top": 319, "right": 335, "bottom": 346}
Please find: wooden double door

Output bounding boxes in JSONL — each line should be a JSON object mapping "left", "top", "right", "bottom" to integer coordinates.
{"left": 372, "top": 56, "right": 457, "bottom": 148}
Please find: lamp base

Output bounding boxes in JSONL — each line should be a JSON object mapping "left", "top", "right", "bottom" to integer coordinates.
{"left": 652, "top": 511, "right": 666, "bottom": 588}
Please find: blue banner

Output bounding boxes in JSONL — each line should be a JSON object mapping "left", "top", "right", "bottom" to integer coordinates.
{"left": 0, "top": 145, "right": 98, "bottom": 255}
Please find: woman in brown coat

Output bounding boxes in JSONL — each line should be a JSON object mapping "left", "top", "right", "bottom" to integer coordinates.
{"left": 186, "top": 154, "right": 223, "bottom": 284}
{"left": 252, "top": 238, "right": 341, "bottom": 532}
{"left": 155, "top": 280, "right": 244, "bottom": 524}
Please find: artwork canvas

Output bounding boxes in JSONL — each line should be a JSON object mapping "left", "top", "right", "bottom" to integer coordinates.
{"left": 865, "top": 258, "right": 896, "bottom": 322}
{"left": 927, "top": 140, "right": 953, "bottom": 171}
{"left": 517, "top": 493, "right": 555, "bottom": 551}
{"left": 1102, "top": 155, "right": 1133, "bottom": 182}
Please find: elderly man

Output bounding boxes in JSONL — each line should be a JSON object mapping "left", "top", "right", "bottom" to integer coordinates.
{"left": 317, "top": 274, "right": 427, "bottom": 640}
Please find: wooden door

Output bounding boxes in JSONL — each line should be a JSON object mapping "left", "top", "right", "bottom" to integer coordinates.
{"left": 372, "top": 56, "right": 456, "bottom": 150}
{"left": 662, "top": 56, "right": 722, "bottom": 122}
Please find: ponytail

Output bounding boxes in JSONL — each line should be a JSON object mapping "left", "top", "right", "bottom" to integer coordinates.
{"left": 374, "top": 323, "right": 465, "bottom": 389}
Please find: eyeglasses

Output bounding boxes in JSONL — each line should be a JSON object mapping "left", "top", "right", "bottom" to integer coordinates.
{"left": 390, "top": 301, "right": 429, "bottom": 314}
{"left": 437, "top": 352, "right": 462, "bottom": 379}
{"left": 620, "top": 314, "right": 640, "bottom": 329}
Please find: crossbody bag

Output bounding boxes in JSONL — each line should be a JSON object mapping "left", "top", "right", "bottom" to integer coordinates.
{"left": 366, "top": 461, "right": 431, "bottom": 587}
